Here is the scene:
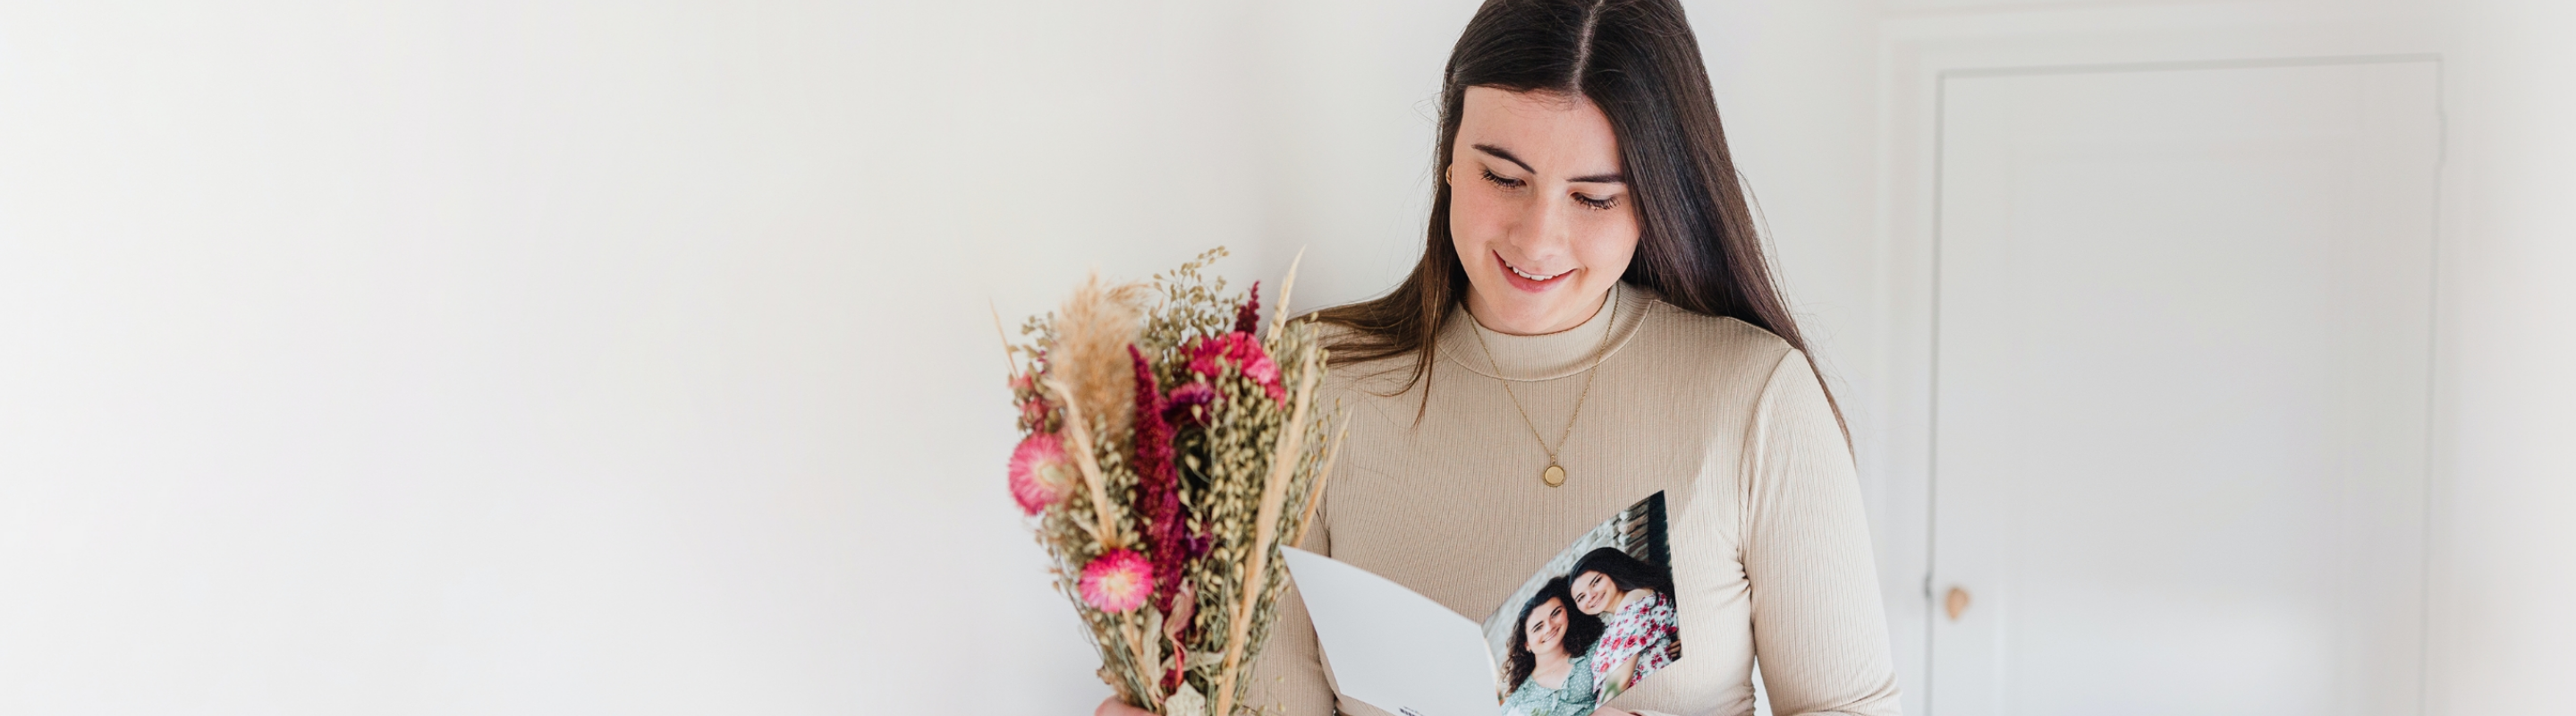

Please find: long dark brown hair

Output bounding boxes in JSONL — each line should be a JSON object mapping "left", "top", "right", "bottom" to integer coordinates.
{"left": 1310, "top": 0, "right": 1841, "bottom": 430}
{"left": 1502, "top": 576, "right": 1604, "bottom": 695}
{"left": 1569, "top": 547, "right": 1675, "bottom": 600}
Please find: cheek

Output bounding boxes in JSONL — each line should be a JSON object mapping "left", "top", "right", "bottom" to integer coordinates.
{"left": 1574, "top": 212, "right": 1641, "bottom": 271}
{"left": 1446, "top": 184, "right": 1509, "bottom": 250}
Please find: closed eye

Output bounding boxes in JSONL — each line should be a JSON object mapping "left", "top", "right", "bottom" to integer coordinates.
{"left": 1480, "top": 167, "right": 1526, "bottom": 190}
{"left": 1575, "top": 193, "right": 1620, "bottom": 210}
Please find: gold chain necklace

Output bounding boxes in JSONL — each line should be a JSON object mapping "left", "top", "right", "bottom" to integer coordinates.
{"left": 1467, "top": 289, "right": 1617, "bottom": 488}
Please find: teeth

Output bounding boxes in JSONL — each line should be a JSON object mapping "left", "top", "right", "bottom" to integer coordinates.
{"left": 1509, "top": 263, "right": 1564, "bottom": 281}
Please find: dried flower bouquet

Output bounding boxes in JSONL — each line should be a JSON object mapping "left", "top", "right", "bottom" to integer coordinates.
{"left": 1000, "top": 248, "right": 1343, "bottom": 716}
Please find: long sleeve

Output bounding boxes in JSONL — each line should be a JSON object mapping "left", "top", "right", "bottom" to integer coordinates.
{"left": 1737, "top": 351, "right": 1902, "bottom": 716}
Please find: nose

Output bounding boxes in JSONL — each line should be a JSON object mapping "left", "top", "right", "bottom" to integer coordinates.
{"left": 1510, "top": 187, "right": 1574, "bottom": 263}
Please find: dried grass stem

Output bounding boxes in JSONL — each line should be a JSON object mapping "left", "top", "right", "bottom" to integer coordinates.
{"left": 1046, "top": 379, "right": 1123, "bottom": 549}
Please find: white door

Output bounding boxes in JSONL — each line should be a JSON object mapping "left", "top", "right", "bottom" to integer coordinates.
{"left": 1928, "top": 60, "right": 2440, "bottom": 715}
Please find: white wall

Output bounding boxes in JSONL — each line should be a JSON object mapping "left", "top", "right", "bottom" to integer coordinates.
{"left": 0, "top": 1, "right": 1883, "bottom": 713}
{"left": 2427, "top": 1, "right": 2576, "bottom": 712}
{"left": 0, "top": 2, "right": 1267, "bottom": 712}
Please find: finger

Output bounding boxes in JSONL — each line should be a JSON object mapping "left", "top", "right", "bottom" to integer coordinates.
{"left": 1095, "top": 696, "right": 1148, "bottom": 716}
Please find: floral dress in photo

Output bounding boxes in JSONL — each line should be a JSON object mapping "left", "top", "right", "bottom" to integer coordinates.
{"left": 1588, "top": 590, "right": 1680, "bottom": 693}
{"left": 1501, "top": 654, "right": 1597, "bottom": 716}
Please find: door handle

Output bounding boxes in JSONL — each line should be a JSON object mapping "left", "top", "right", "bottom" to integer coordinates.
{"left": 1945, "top": 586, "right": 1971, "bottom": 622}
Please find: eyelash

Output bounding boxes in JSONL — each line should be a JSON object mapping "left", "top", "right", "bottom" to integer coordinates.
{"left": 1480, "top": 168, "right": 1620, "bottom": 210}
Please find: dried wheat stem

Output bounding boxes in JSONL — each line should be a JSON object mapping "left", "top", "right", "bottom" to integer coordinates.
{"left": 1267, "top": 248, "right": 1303, "bottom": 339}
{"left": 1124, "top": 613, "right": 1165, "bottom": 706}
{"left": 1211, "top": 342, "right": 1320, "bottom": 716}
{"left": 1292, "top": 410, "right": 1352, "bottom": 550}
{"left": 991, "top": 301, "right": 1021, "bottom": 379}
{"left": 1046, "top": 379, "right": 1123, "bottom": 549}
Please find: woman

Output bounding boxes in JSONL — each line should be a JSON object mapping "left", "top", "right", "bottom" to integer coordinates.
{"left": 1566, "top": 548, "right": 1680, "bottom": 702}
{"left": 1501, "top": 578, "right": 1606, "bottom": 716}
{"left": 1101, "top": 0, "right": 1897, "bottom": 714}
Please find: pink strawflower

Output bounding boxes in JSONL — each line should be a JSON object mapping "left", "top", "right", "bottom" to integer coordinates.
{"left": 1007, "top": 432, "right": 1074, "bottom": 515}
{"left": 1079, "top": 549, "right": 1153, "bottom": 613}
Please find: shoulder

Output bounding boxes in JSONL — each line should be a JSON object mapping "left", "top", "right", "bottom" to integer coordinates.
{"left": 1617, "top": 294, "right": 1803, "bottom": 400}
{"left": 1631, "top": 297, "right": 1798, "bottom": 369}
{"left": 1300, "top": 316, "right": 1426, "bottom": 397}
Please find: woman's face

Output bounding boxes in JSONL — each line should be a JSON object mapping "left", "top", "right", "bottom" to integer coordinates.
{"left": 1522, "top": 596, "right": 1572, "bottom": 657}
{"left": 1446, "top": 86, "right": 1640, "bottom": 336}
{"left": 1571, "top": 570, "right": 1617, "bottom": 615}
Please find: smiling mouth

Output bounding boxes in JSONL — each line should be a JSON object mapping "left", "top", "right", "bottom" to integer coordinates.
{"left": 1500, "top": 253, "right": 1569, "bottom": 282}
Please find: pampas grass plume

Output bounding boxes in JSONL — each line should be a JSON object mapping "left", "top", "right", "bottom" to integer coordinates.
{"left": 1055, "top": 272, "right": 1151, "bottom": 440}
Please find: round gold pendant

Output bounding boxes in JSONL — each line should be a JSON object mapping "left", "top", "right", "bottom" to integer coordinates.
{"left": 1542, "top": 464, "right": 1566, "bottom": 488}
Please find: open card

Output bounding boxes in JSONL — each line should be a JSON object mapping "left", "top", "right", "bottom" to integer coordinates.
{"left": 1281, "top": 491, "right": 1682, "bottom": 716}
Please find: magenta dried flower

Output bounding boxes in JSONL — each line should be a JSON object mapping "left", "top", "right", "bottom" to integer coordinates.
{"left": 1165, "top": 382, "right": 1217, "bottom": 426}
{"left": 1233, "top": 281, "right": 1262, "bottom": 335}
{"left": 1129, "top": 345, "right": 1188, "bottom": 611}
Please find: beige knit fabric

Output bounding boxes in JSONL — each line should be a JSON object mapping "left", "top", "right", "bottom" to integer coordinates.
{"left": 1244, "top": 284, "right": 1901, "bottom": 716}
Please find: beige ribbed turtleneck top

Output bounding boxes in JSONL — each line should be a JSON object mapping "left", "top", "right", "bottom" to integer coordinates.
{"left": 1245, "top": 284, "right": 1901, "bottom": 716}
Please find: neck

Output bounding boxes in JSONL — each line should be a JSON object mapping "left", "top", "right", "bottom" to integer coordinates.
{"left": 1535, "top": 649, "right": 1571, "bottom": 671}
{"left": 1467, "top": 285, "right": 1614, "bottom": 336}
{"left": 1450, "top": 283, "right": 1639, "bottom": 382}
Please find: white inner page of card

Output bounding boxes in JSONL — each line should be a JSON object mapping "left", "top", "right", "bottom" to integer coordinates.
{"left": 1279, "top": 547, "right": 1499, "bottom": 716}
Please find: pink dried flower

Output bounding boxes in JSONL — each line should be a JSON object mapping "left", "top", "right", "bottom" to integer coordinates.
{"left": 1236, "top": 350, "right": 1283, "bottom": 399}
{"left": 1007, "top": 432, "right": 1074, "bottom": 515}
{"left": 1018, "top": 396, "right": 1050, "bottom": 427}
{"left": 1009, "top": 373, "right": 1054, "bottom": 430}
{"left": 1184, "top": 339, "right": 1222, "bottom": 379}
{"left": 1185, "top": 332, "right": 1286, "bottom": 403}
{"left": 1079, "top": 549, "right": 1153, "bottom": 613}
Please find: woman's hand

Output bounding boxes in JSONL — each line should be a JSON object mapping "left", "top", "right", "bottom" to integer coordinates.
{"left": 1097, "top": 697, "right": 1155, "bottom": 716}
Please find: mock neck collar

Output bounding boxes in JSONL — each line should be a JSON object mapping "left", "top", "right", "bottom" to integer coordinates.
{"left": 1443, "top": 283, "right": 1653, "bottom": 381}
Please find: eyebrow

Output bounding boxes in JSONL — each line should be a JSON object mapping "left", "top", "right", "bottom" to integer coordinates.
{"left": 1471, "top": 144, "right": 1533, "bottom": 174}
{"left": 1471, "top": 143, "right": 1625, "bottom": 184}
